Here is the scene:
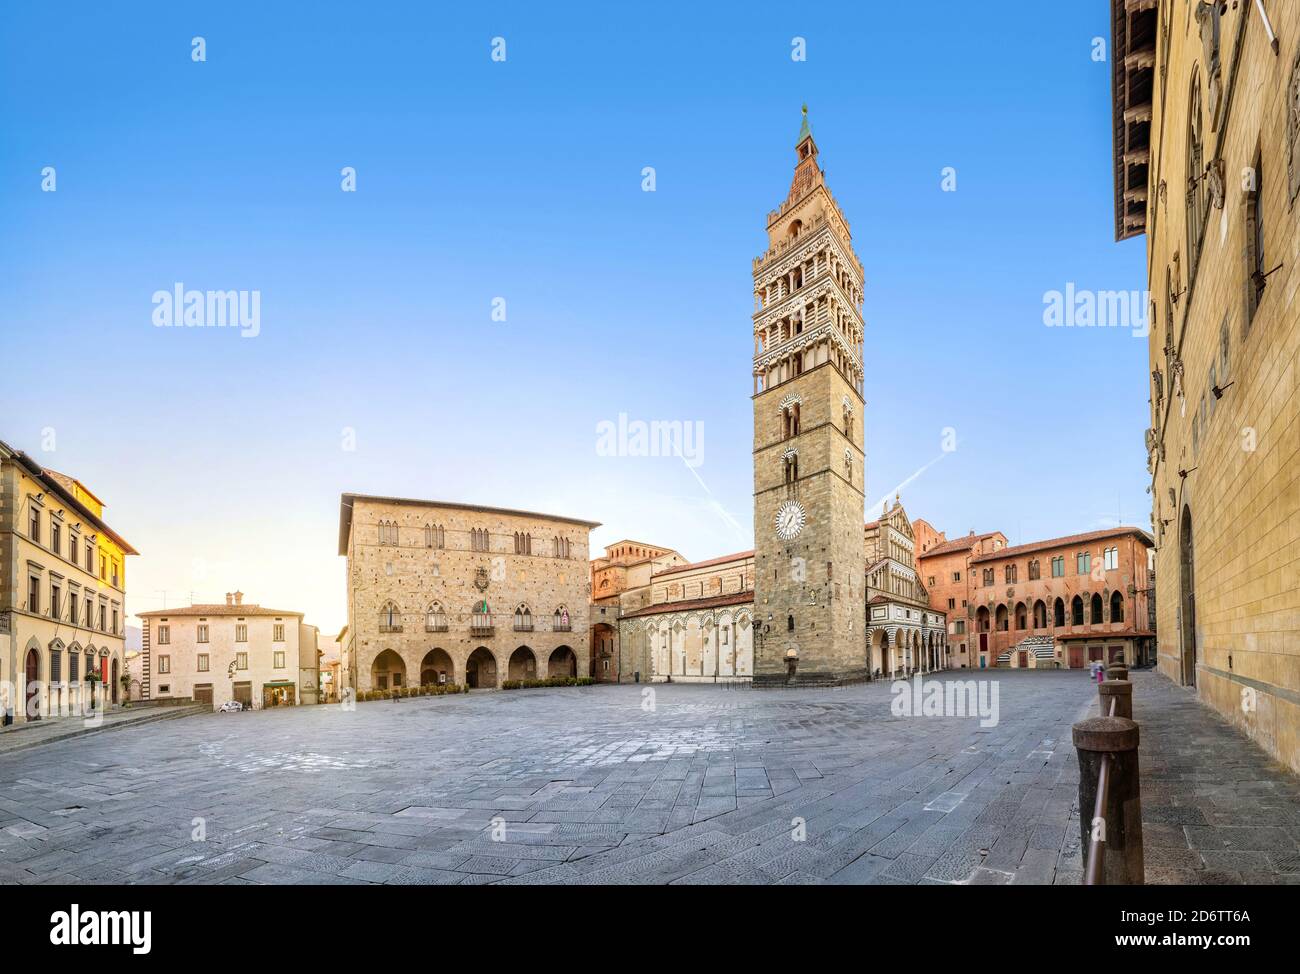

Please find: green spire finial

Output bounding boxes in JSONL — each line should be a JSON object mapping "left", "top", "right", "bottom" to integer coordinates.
{"left": 797, "top": 103, "right": 812, "bottom": 145}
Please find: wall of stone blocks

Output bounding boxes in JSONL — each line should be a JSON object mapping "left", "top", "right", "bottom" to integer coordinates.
{"left": 1144, "top": 4, "right": 1300, "bottom": 773}
{"left": 345, "top": 499, "right": 593, "bottom": 691}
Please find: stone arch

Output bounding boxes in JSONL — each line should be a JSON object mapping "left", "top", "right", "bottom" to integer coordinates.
{"left": 1110, "top": 590, "right": 1124, "bottom": 623}
{"left": 590, "top": 622, "right": 617, "bottom": 681}
{"left": 1053, "top": 597, "right": 1066, "bottom": 627}
{"left": 548, "top": 645, "right": 577, "bottom": 679}
{"left": 1090, "top": 592, "right": 1104, "bottom": 625}
{"left": 995, "top": 604, "right": 1009, "bottom": 632}
{"left": 1071, "top": 595, "right": 1085, "bottom": 626}
{"left": 371, "top": 649, "right": 405, "bottom": 691}
{"left": 1179, "top": 504, "right": 1197, "bottom": 686}
{"left": 976, "top": 605, "right": 991, "bottom": 632}
{"left": 23, "top": 636, "right": 42, "bottom": 720}
{"left": 881, "top": 628, "right": 895, "bottom": 676}
{"left": 508, "top": 645, "right": 538, "bottom": 681}
{"left": 1013, "top": 602, "right": 1027, "bottom": 631}
{"left": 420, "top": 648, "right": 454, "bottom": 686}
{"left": 466, "top": 647, "right": 499, "bottom": 688}
{"left": 1032, "top": 599, "right": 1048, "bottom": 629}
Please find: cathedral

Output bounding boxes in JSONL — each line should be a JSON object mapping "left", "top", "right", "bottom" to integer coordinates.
{"left": 594, "top": 109, "right": 949, "bottom": 685}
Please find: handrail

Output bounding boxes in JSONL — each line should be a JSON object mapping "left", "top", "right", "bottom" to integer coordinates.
{"left": 1084, "top": 754, "right": 1113, "bottom": 885}
{"left": 1084, "top": 696, "right": 1119, "bottom": 885}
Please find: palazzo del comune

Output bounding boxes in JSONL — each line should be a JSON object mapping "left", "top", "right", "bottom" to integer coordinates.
{"left": 339, "top": 109, "right": 1155, "bottom": 694}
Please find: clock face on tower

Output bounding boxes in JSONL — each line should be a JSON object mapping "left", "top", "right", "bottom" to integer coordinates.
{"left": 775, "top": 500, "right": 806, "bottom": 541}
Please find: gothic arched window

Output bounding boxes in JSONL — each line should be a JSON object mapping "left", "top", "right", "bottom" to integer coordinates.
{"left": 514, "top": 604, "right": 533, "bottom": 631}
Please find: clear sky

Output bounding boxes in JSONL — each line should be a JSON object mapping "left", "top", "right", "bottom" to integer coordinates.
{"left": 0, "top": 1, "right": 1149, "bottom": 636}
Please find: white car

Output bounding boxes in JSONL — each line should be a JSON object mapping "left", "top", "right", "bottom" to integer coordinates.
{"left": 218, "top": 700, "right": 245, "bottom": 713}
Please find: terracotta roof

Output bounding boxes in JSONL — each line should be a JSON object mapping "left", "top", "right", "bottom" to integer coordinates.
{"left": 863, "top": 519, "right": 880, "bottom": 531}
{"left": 137, "top": 603, "right": 303, "bottom": 618}
{"left": 604, "top": 539, "right": 677, "bottom": 553}
{"left": 621, "top": 591, "right": 753, "bottom": 619}
{"left": 43, "top": 468, "right": 104, "bottom": 505}
{"left": 919, "top": 532, "right": 1000, "bottom": 558}
{"left": 653, "top": 550, "right": 754, "bottom": 577}
{"left": 1055, "top": 629, "right": 1154, "bottom": 641}
{"left": 0, "top": 441, "right": 138, "bottom": 555}
{"left": 969, "top": 528, "right": 1153, "bottom": 564}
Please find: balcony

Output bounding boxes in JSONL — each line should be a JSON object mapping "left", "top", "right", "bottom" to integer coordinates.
{"left": 378, "top": 624, "right": 403, "bottom": 634}
{"left": 553, "top": 622, "right": 573, "bottom": 633}
{"left": 470, "top": 615, "right": 494, "bottom": 636}
{"left": 513, "top": 619, "right": 534, "bottom": 632}
{"left": 425, "top": 619, "right": 449, "bottom": 633}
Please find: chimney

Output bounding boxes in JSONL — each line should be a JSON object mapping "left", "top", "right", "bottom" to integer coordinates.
{"left": 225, "top": 592, "right": 233, "bottom": 606}
{"left": 233, "top": 591, "right": 243, "bottom": 606}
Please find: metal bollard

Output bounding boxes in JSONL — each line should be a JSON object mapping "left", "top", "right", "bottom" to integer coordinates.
{"left": 1105, "top": 663, "right": 1129, "bottom": 682}
{"left": 1074, "top": 716, "right": 1144, "bottom": 885}
{"left": 1098, "top": 679, "right": 1133, "bottom": 719}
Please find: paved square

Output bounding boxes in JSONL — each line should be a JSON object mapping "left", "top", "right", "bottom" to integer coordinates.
{"left": 1, "top": 671, "right": 1297, "bottom": 884}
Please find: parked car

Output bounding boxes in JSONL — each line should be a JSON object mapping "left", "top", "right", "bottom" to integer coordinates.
{"left": 218, "top": 700, "right": 245, "bottom": 713}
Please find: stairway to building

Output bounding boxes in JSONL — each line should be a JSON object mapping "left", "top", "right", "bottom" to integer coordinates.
{"left": 995, "top": 635, "right": 1056, "bottom": 667}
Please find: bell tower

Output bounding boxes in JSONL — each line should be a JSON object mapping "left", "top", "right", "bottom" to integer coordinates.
{"left": 751, "top": 106, "right": 867, "bottom": 685}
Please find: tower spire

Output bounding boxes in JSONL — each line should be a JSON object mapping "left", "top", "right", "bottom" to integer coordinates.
{"left": 788, "top": 104, "right": 821, "bottom": 201}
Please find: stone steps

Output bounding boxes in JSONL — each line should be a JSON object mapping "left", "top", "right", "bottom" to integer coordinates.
{"left": 0, "top": 703, "right": 208, "bottom": 756}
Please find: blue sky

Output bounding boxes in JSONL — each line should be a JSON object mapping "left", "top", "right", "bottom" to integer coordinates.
{"left": 0, "top": 2, "right": 1149, "bottom": 633}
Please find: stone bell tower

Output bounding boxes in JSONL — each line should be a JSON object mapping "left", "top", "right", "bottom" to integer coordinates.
{"left": 751, "top": 106, "right": 867, "bottom": 685}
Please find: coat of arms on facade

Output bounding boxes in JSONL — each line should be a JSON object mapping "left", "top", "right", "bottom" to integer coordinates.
{"left": 474, "top": 567, "right": 490, "bottom": 591}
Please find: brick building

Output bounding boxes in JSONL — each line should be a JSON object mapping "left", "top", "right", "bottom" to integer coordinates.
{"left": 914, "top": 529, "right": 1007, "bottom": 668}
{"left": 589, "top": 540, "right": 687, "bottom": 681}
{"left": 1110, "top": 0, "right": 1300, "bottom": 772}
{"left": 338, "top": 494, "right": 598, "bottom": 692}
{"left": 918, "top": 525, "right": 1154, "bottom": 669}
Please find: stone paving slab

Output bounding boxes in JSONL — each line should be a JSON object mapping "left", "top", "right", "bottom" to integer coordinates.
{"left": 0, "top": 670, "right": 1296, "bottom": 884}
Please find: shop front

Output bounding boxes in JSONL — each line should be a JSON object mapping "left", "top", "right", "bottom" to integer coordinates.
{"left": 262, "top": 681, "right": 296, "bottom": 708}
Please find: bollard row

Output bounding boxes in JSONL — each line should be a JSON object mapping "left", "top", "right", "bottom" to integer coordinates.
{"left": 1076, "top": 665, "right": 1142, "bottom": 884}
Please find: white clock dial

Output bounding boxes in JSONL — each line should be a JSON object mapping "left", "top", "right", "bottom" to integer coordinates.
{"left": 775, "top": 500, "right": 806, "bottom": 541}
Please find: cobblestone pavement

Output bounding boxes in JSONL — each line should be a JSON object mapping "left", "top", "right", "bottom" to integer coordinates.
{"left": 0, "top": 670, "right": 1296, "bottom": 884}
